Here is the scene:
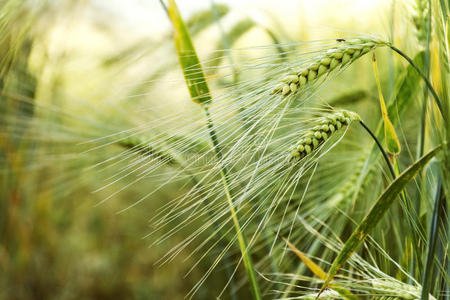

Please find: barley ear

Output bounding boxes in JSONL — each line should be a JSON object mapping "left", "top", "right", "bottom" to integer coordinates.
{"left": 274, "top": 38, "right": 382, "bottom": 97}
{"left": 290, "top": 110, "right": 360, "bottom": 162}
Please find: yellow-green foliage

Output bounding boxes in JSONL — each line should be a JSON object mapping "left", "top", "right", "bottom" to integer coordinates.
{"left": 0, "top": 1, "right": 448, "bottom": 299}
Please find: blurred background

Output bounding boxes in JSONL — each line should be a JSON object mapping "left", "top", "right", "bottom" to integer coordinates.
{"left": 0, "top": 0, "right": 425, "bottom": 299}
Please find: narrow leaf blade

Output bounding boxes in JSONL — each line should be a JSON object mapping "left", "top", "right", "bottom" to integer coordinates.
{"left": 283, "top": 237, "right": 326, "bottom": 279}
{"left": 388, "top": 51, "right": 425, "bottom": 123}
{"left": 168, "top": 0, "right": 211, "bottom": 104}
{"left": 319, "top": 146, "right": 441, "bottom": 294}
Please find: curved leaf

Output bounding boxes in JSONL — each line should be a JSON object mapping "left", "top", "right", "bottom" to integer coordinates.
{"left": 319, "top": 145, "right": 441, "bottom": 295}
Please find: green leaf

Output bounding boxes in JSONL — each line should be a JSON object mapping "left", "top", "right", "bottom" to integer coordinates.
{"left": 421, "top": 182, "right": 445, "bottom": 300}
{"left": 384, "top": 118, "right": 401, "bottom": 156}
{"left": 319, "top": 145, "right": 441, "bottom": 295}
{"left": 283, "top": 237, "right": 327, "bottom": 279}
{"left": 372, "top": 53, "right": 401, "bottom": 156}
{"left": 166, "top": 3, "right": 262, "bottom": 299}
{"left": 350, "top": 52, "right": 425, "bottom": 206}
{"left": 329, "top": 89, "right": 368, "bottom": 106}
{"left": 388, "top": 51, "right": 424, "bottom": 124}
{"left": 167, "top": 0, "right": 212, "bottom": 104}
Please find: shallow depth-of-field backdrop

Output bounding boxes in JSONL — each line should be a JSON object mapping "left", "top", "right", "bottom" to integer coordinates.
{"left": 1, "top": 0, "right": 449, "bottom": 299}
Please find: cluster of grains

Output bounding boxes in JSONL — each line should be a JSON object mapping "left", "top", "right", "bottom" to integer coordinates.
{"left": 273, "top": 38, "right": 380, "bottom": 96}
{"left": 290, "top": 110, "right": 360, "bottom": 162}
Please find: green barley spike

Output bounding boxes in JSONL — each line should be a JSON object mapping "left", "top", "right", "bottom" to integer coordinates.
{"left": 273, "top": 38, "right": 383, "bottom": 96}
{"left": 290, "top": 110, "right": 360, "bottom": 162}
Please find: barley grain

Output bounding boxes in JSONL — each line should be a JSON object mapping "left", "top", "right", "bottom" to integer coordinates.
{"left": 290, "top": 110, "right": 360, "bottom": 161}
{"left": 273, "top": 38, "right": 382, "bottom": 96}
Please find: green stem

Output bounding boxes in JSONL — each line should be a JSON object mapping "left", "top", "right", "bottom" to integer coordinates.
{"left": 360, "top": 121, "right": 421, "bottom": 269}
{"left": 413, "top": 1, "right": 432, "bottom": 280}
{"left": 359, "top": 120, "right": 396, "bottom": 178}
{"left": 388, "top": 44, "right": 447, "bottom": 123}
{"left": 119, "top": 137, "right": 240, "bottom": 296}
{"left": 388, "top": 42, "right": 450, "bottom": 293}
{"left": 203, "top": 106, "right": 262, "bottom": 300}
{"left": 420, "top": 181, "right": 443, "bottom": 300}
{"left": 159, "top": 0, "right": 168, "bottom": 14}
{"left": 162, "top": 0, "right": 261, "bottom": 296}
